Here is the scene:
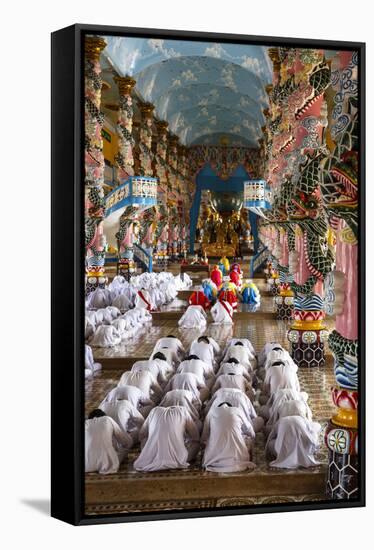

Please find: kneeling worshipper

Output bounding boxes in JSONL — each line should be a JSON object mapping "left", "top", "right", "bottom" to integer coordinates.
{"left": 85, "top": 344, "right": 102, "bottom": 379}
{"left": 210, "top": 300, "right": 233, "bottom": 325}
{"left": 263, "top": 389, "right": 311, "bottom": 425}
{"left": 85, "top": 287, "right": 111, "bottom": 309}
{"left": 205, "top": 388, "right": 263, "bottom": 432}
{"left": 229, "top": 268, "right": 241, "bottom": 288}
{"left": 85, "top": 409, "right": 133, "bottom": 475}
{"left": 133, "top": 406, "right": 200, "bottom": 472}
{"left": 228, "top": 338, "right": 256, "bottom": 356}
{"left": 160, "top": 389, "right": 202, "bottom": 430}
{"left": 131, "top": 355, "right": 172, "bottom": 388}
{"left": 188, "top": 289, "right": 211, "bottom": 310}
{"left": 202, "top": 403, "right": 256, "bottom": 473}
{"left": 240, "top": 280, "right": 260, "bottom": 305}
{"left": 210, "top": 264, "right": 223, "bottom": 288}
{"left": 212, "top": 373, "right": 255, "bottom": 401}
{"left": 100, "top": 397, "right": 145, "bottom": 444}
{"left": 134, "top": 287, "right": 154, "bottom": 311}
{"left": 266, "top": 405, "right": 321, "bottom": 469}
{"left": 100, "top": 385, "right": 154, "bottom": 418}
{"left": 190, "top": 336, "right": 217, "bottom": 368}
{"left": 177, "top": 355, "right": 214, "bottom": 389}
{"left": 216, "top": 359, "right": 252, "bottom": 383}
{"left": 119, "top": 370, "right": 163, "bottom": 404}
{"left": 89, "top": 325, "right": 122, "bottom": 348}
{"left": 201, "top": 279, "right": 217, "bottom": 302}
{"left": 258, "top": 342, "right": 285, "bottom": 368}
{"left": 164, "top": 372, "right": 210, "bottom": 402}
{"left": 153, "top": 335, "right": 185, "bottom": 362}
{"left": 150, "top": 348, "right": 176, "bottom": 370}
{"left": 178, "top": 305, "right": 207, "bottom": 330}
{"left": 263, "top": 359, "right": 300, "bottom": 396}
{"left": 222, "top": 342, "right": 256, "bottom": 371}
{"left": 257, "top": 346, "right": 292, "bottom": 380}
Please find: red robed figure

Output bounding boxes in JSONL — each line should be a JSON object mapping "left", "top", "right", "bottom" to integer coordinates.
{"left": 210, "top": 265, "right": 223, "bottom": 288}
{"left": 189, "top": 290, "right": 211, "bottom": 310}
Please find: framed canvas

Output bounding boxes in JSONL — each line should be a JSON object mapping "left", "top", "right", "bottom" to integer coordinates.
{"left": 51, "top": 24, "right": 365, "bottom": 525}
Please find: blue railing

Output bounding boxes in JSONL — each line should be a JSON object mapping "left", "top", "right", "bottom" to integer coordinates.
{"left": 105, "top": 176, "right": 158, "bottom": 218}
{"left": 249, "top": 247, "right": 268, "bottom": 278}
{"left": 133, "top": 243, "right": 153, "bottom": 273}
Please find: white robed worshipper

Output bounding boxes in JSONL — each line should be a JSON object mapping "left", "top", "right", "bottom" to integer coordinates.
{"left": 210, "top": 300, "right": 233, "bottom": 325}
{"left": 131, "top": 354, "right": 173, "bottom": 387}
{"left": 100, "top": 398, "right": 145, "bottom": 443}
{"left": 153, "top": 335, "right": 185, "bottom": 363}
{"left": 227, "top": 338, "right": 256, "bottom": 356}
{"left": 85, "top": 288, "right": 112, "bottom": 310}
{"left": 191, "top": 336, "right": 220, "bottom": 357}
{"left": 134, "top": 287, "right": 154, "bottom": 311}
{"left": 215, "top": 360, "right": 252, "bottom": 383}
{"left": 150, "top": 348, "right": 175, "bottom": 371}
{"left": 89, "top": 325, "right": 122, "bottom": 348}
{"left": 263, "top": 360, "right": 300, "bottom": 396}
{"left": 133, "top": 406, "right": 200, "bottom": 472}
{"left": 118, "top": 370, "right": 163, "bottom": 403}
{"left": 100, "top": 385, "right": 154, "bottom": 417}
{"left": 178, "top": 355, "right": 215, "bottom": 384}
{"left": 202, "top": 403, "right": 256, "bottom": 472}
{"left": 212, "top": 373, "right": 255, "bottom": 401}
{"left": 205, "top": 388, "right": 263, "bottom": 432}
{"left": 257, "top": 347, "right": 295, "bottom": 380}
{"left": 178, "top": 305, "right": 207, "bottom": 329}
{"left": 164, "top": 372, "right": 210, "bottom": 402}
{"left": 222, "top": 343, "right": 256, "bottom": 371}
{"left": 111, "top": 292, "right": 133, "bottom": 312}
{"left": 266, "top": 409, "right": 321, "bottom": 469}
{"left": 85, "top": 316, "right": 95, "bottom": 340}
{"left": 174, "top": 272, "right": 193, "bottom": 290}
{"left": 258, "top": 342, "right": 284, "bottom": 367}
{"left": 160, "top": 390, "right": 202, "bottom": 430}
{"left": 259, "top": 388, "right": 309, "bottom": 421}
{"left": 95, "top": 307, "right": 114, "bottom": 325}
{"left": 85, "top": 344, "right": 102, "bottom": 379}
{"left": 105, "top": 306, "right": 121, "bottom": 320}
{"left": 85, "top": 409, "right": 133, "bottom": 475}
{"left": 111, "top": 316, "right": 135, "bottom": 340}
{"left": 190, "top": 336, "right": 216, "bottom": 368}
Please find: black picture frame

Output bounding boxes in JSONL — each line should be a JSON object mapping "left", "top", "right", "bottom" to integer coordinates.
{"left": 51, "top": 23, "right": 366, "bottom": 526}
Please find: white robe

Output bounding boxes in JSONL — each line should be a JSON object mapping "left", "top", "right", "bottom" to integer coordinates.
{"left": 100, "top": 399, "right": 144, "bottom": 441}
{"left": 264, "top": 364, "right": 301, "bottom": 395}
{"left": 153, "top": 336, "right": 185, "bottom": 363}
{"left": 100, "top": 385, "right": 154, "bottom": 416}
{"left": 261, "top": 388, "right": 309, "bottom": 422}
{"left": 134, "top": 406, "right": 200, "bottom": 471}
{"left": 177, "top": 361, "right": 209, "bottom": 387}
{"left": 202, "top": 406, "right": 256, "bottom": 472}
{"left": 86, "top": 288, "right": 112, "bottom": 310}
{"left": 215, "top": 362, "right": 252, "bottom": 383}
{"left": 212, "top": 374, "right": 255, "bottom": 401}
{"left": 222, "top": 345, "right": 256, "bottom": 370}
{"left": 111, "top": 293, "right": 133, "bottom": 312}
{"left": 174, "top": 272, "right": 193, "bottom": 290}
{"left": 85, "top": 416, "right": 132, "bottom": 474}
{"left": 210, "top": 301, "right": 233, "bottom": 324}
{"left": 178, "top": 305, "right": 207, "bottom": 329}
{"left": 164, "top": 372, "right": 208, "bottom": 402}
{"left": 227, "top": 338, "right": 255, "bottom": 356}
{"left": 205, "top": 388, "right": 258, "bottom": 427}
{"left": 160, "top": 389, "right": 202, "bottom": 426}
{"left": 118, "top": 371, "right": 163, "bottom": 402}
{"left": 135, "top": 289, "right": 154, "bottom": 310}
{"left": 89, "top": 325, "right": 121, "bottom": 348}
{"left": 258, "top": 342, "right": 284, "bottom": 367}
{"left": 266, "top": 416, "right": 321, "bottom": 469}
{"left": 191, "top": 337, "right": 220, "bottom": 356}
{"left": 131, "top": 360, "right": 172, "bottom": 387}
{"left": 85, "top": 344, "right": 102, "bottom": 379}
{"left": 189, "top": 341, "right": 215, "bottom": 367}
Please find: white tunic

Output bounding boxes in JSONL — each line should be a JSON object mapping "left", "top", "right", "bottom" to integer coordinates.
{"left": 222, "top": 346, "right": 256, "bottom": 370}
{"left": 191, "top": 337, "right": 220, "bottom": 356}
{"left": 89, "top": 325, "right": 122, "bottom": 348}
{"left": 266, "top": 416, "right": 321, "bottom": 469}
{"left": 85, "top": 345, "right": 102, "bottom": 379}
{"left": 100, "top": 385, "right": 153, "bottom": 411}
{"left": 135, "top": 289, "right": 154, "bottom": 310}
{"left": 153, "top": 337, "right": 184, "bottom": 363}
{"left": 202, "top": 406, "right": 256, "bottom": 472}
{"left": 178, "top": 305, "right": 207, "bottom": 329}
{"left": 164, "top": 373, "right": 207, "bottom": 401}
{"left": 215, "top": 362, "right": 252, "bottom": 382}
{"left": 134, "top": 406, "right": 200, "bottom": 471}
{"left": 100, "top": 399, "right": 144, "bottom": 439}
{"left": 111, "top": 293, "right": 133, "bottom": 312}
{"left": 85, "top": 416, "right": 132, "bottom": 474}
{"left": 227, "top": 338, "right": 256, "bottom": 356}
{"left": 210, "top": 301, "right": 233, "bottom": 324}
{"left": 262, "top": 388, "right": 309, "bottom": 423}
{"left": 189, "top": 341, "right": 215, "bottom": 367}
{"left": 177, "top": 358, "right": 214, "bottom": 384}
{"left": 264, "top": 364, "right": 301, "bottom": 395}
{"left": 212, "top": 374, "right": 255, "bottom": 400}
{"left": 160, "top": 390, "right": 201, "bottom": 423}
{"left": 258, "top": 342, "right": 284, "bottom": 367}
{"left": 118, "top": 371, "right": 163, "bottom": 402}
{"left": 131, "top": 359, "right": 172, "bottom": 386}
{"left": 86, "top": 288, "right": 112, "bottom": 309}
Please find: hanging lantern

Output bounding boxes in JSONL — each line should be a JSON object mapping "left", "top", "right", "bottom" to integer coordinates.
{"left": 243, "top": 179, "right": 272, "bottom": 210}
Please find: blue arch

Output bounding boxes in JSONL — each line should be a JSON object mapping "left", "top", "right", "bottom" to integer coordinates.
{"left": 189, "top": 164, "right": 254, "bottom": 254}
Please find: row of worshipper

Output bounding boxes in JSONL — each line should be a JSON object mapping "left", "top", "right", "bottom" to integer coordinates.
{"left": 85, "top": 335, "right": 263, "bottom": 475}
{"left": 178, "top": 299, "right": 235, "bottom": 330}
{"left": 195, "top": 279, "right": 260, "bottom": 310}
{"left": 86, "top": 271, "right": 180, "bottom": 313}
{"left": 87, "top": 307, "right": 152, "bottom": 348}
{"left": 256, "top": 342, "right": 322, "bottom": 469}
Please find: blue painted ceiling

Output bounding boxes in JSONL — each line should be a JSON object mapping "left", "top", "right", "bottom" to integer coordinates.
{"left": 102, "top": 37, "right": 272, "bottom": 147}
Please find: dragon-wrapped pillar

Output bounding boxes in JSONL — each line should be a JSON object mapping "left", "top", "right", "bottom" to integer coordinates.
{"left": 114, "top": 75, "right": 136, "bottom": 179}
{"left": 84, "top": 36, "right": 107, "bottom": 295}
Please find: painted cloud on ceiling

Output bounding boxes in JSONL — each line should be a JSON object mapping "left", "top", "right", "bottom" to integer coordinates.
{"left": 102, "top": 36, "right": 272, "bottom": 146}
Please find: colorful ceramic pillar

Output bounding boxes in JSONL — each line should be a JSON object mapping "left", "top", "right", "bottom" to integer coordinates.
{"left": 138, "top": 102, "right": 155, "bottom": 177}
{"left": 114, "top": 75, "right": 136, "bottom": 179}
{"left": 275, "top": 228, "right": 295, "bottom": 320}
{"left": 84, "top": 35, "right": 108, "bottom": 295}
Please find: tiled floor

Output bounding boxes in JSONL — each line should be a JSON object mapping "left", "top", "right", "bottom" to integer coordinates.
{"left": 85, "top": 269, "right": 336, "bottom": 514}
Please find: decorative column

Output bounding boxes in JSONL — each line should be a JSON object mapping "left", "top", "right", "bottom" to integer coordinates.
{"left": 138, "top": 102, "right": 155, "bottom": 176}
{"left": 167, "top": 134, "right": 179, "bottom": 257}
{"left": 154, "top": 121, "right": 170, "bottom": 267}
{"left": 84, "top": 36, "right": 107, "bottom": 295}
{"left": 275, "top": 228, "right": 295, "bottom": 320}
{"left": 114, "top": 75, "right": 136, "bottom": 179}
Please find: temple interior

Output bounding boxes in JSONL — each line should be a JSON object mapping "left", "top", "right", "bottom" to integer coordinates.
{"left": 84, "top": 36, "right": 359, "bottom": 515}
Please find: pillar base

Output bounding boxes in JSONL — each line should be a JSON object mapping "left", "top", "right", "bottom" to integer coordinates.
{"left": 275, "top": 290, "right": 294, "bottom": 320}
{"left": 85, "top": 269, "right": 107, "bottom": 296}
{"left": 326, "top": 422, "right": 359, "bottom": 499}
